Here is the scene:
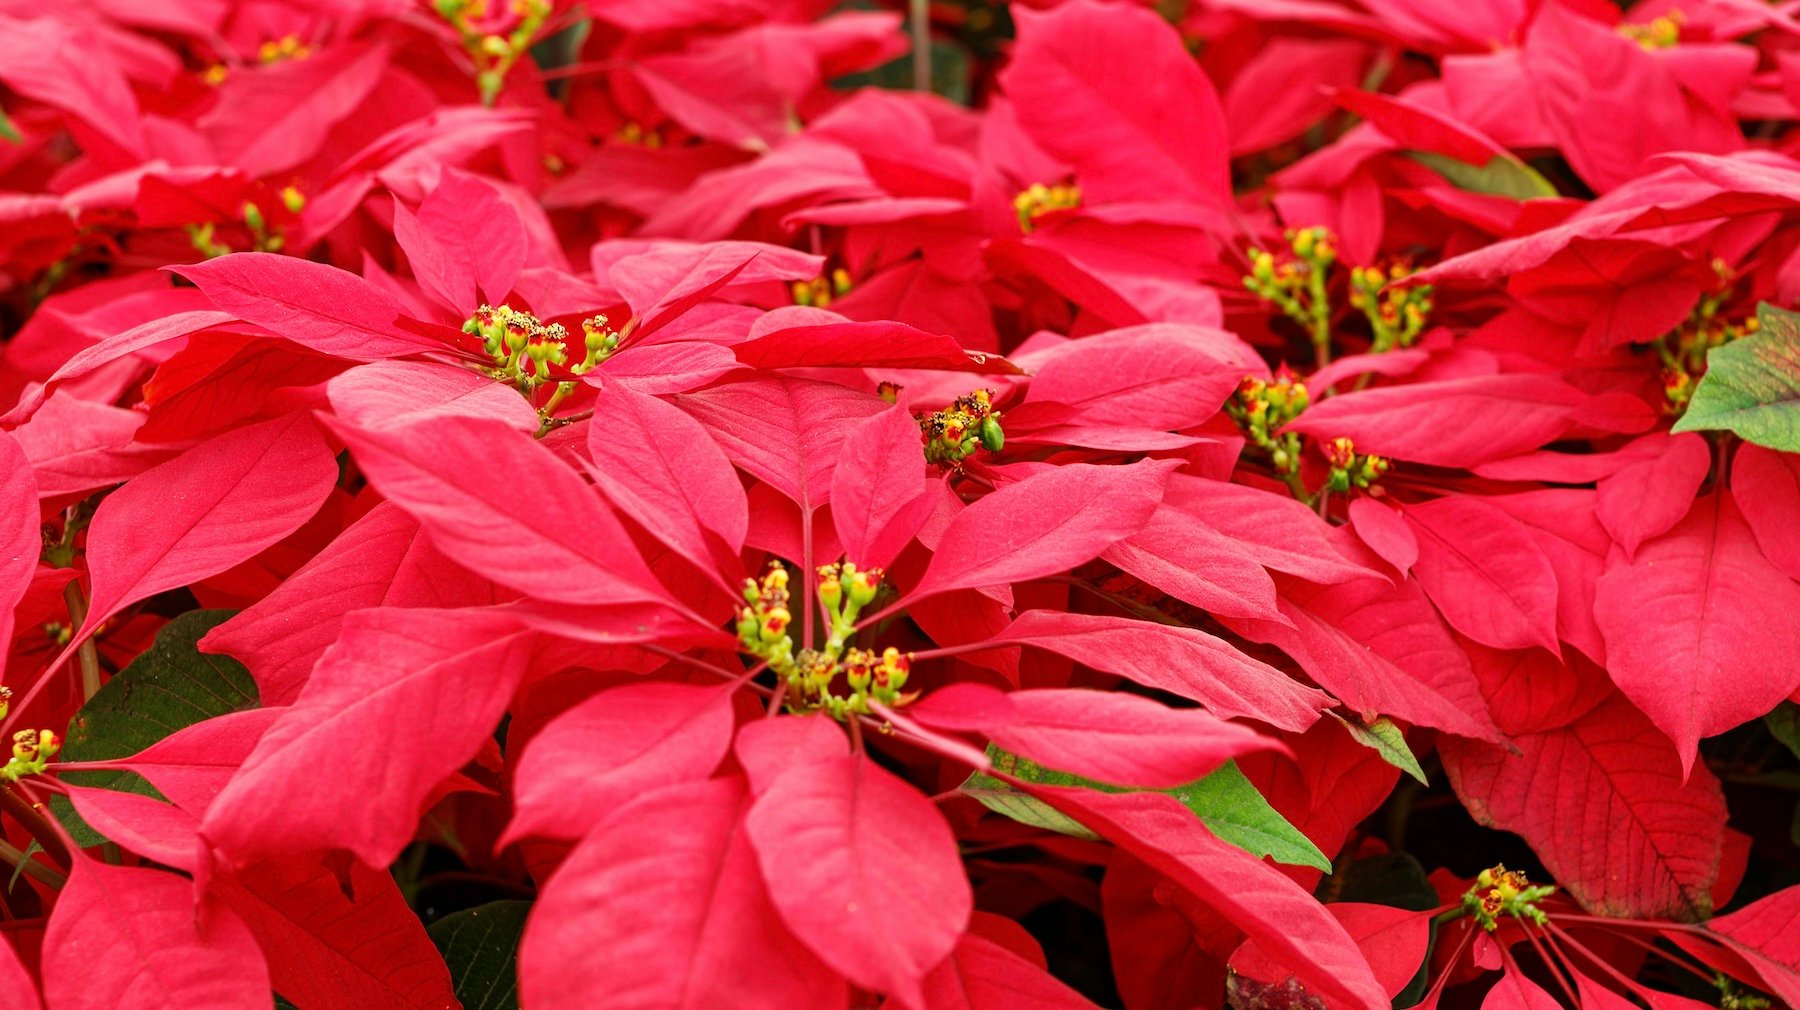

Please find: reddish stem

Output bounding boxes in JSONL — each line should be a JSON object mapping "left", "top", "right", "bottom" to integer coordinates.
{"left": 0, "top": 786, "right": 70, "bottom": 869}
{"left": 1522, "top": 919, "right": 1582, "bottom": 1009}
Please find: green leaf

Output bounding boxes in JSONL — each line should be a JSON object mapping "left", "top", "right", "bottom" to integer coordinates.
{"left": 1334, "top": 713, "right": 1428, "bottom": 785}
{"left": 961, "top": 747, "right": 1328, "bottom": 871}
{"left": 0, "top": 105, "right": 20, "bottom": 145}
{"left": 7, "top": 840, "right": 40, "bottom": 893}
{"left": 1767, "top": 702, "right": 1800, "bottom": 761}
{"left": 1320, "top": 852, "right": 1439, "bottom": 911}
{"left": 1405, "top": 151, "right": 1557, "bottom": 200}
{"left": 428, "top": 900, "right": 530, "bottom": 1010}
{"left": 1673, "top": 303, "right": 1800, "bottom": 451}
{"left": 52, "top": 610, "right": 257, "bottom": 846}
{"left": 1165, "top": 761, "right": 1329, "bottom": 870}
{"left": 1320, "top": 853, "right": 1440, "bottom": 1007}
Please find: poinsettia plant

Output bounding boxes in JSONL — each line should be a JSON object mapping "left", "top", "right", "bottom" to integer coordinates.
{"left": 1, "top": 0, "right": 1800, "bottom": 1008}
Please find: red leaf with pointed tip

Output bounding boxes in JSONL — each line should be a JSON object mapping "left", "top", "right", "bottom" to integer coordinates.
{"left": 1102, "top": 507, "right": 1284, "bottom": 621}
{"left": 199, "top": 43, "right": 389, "bottom": 178}
{"left": 0, "top": 933, "right": 37, "bottom": 1010}
{"left": 591, "top": 339, "right": 746, "bottom": 395}
{"left": 505, "top": 682, "right": 735, "bottom": 845}
{"left": 979, "top": 610, "right": 1327, "bottom": 731}
{"left": 113, "top": 709, "right": 284, "bottom": 814}
{"left": 830, "top": 404, "right": 936, "bottom": 569}
{"left": 1167, "top": 477, "right": 1378, "bottom": 585}
{"left": 200, "top": 504, "right": 500, "bottom": 706}
{"left": 1483, "top": 967, "right": 1564, "bottom": 1010}
{"left": 1730, "top": 444, "right": 1800, "bottom": 580}
{"left": 745, "top": 753, "right": 972, "bottom": 1007}
{"left": 909, "top": 460, "right": 1175, "bottom": 602}
{"left": 1, "top": 310, "right": 235, "bottom": 426}
{"left": 203, "top": 607, "right": 539, "bottom": 868}
{"left": 329, "top": 415, "right": 672, "bottom": 608}
{"left": 135, "top": 336, "right": 345, "bottom": 443}
{"left": 11, "top": 393, "right": 171, "bottom": 497}
{"left": 922, "top": 930, "right": 1104, "bottom": 1010}
{"left": 519, "top": 777, "right": 844, "bottom": 1010}
{"left": 1442, "top": 693, "right": 1725, "bottom": 920}
{"left": 734, "top": 320, "right": 1023, "bottom": 374}
{"left": 1596, "top": 434, "right": 1713, "bottom": 557}
{"left": 1403, "top": 496, "right": 1562, "bottom": 654}
{"left": 62, "top": 786, "right": 201, "bottom": 871}
{"left": 912, "top": 683, "right": 1282, "bottom": 787}
{"left": 1230, "top": 903, "right": 1431, "bottom": 1001}
{"left": 1224, "top": 580, "right": 1501, "bottom": 742}
{"left": 1705, "top": 885, "right": 1800, "bottom": 1004}
{"left": 43, "top": 861, "right": 269, "bottom": 1010}
{"left": 1031, "top": 788, "right": 1388, "bottom": 1010}
{"left": 676, "top": 377, "right": 887, "bottom": 513}
{"left": 585, "top": 384, "right": 749, "bottom": 578}
{"left": 79, "top": 412, "right": 337, "bottom": 641}
{"left": 327, "top": 360, "right": 540, "bottom": 433}
{"left": 1281, "top": 375, "right": 1588, "bottom": 468}
{"left": 733, "top": 716, "right": 849, "bottom": 796}
{"left": 1002, "top": 0, "right": 1230, "bottom": 204}
{"left": 610, "top": 241, "right": 822, "bottom": 334}
{"left": 1484, "top": 490, "right": 1612, "bottom": 665}
{"left": 1348, "top": 497, "right": 1417, "bottom": 574}
{"left": 1333, "top": 88, "right": 1506, "bottom": 164}
{"left": 171, "top": 254, "right": 441, "bottom": 359}
{"left": 0, "top": 14, "right": 145, "bottom": 157}
{"left": 213, "top": 856, "right": 458, "bottom": 1010}
{"left": 1594, "top": 495, "right": 1800, "bottom": 774}
{"left": 0, "top": 431, "right": 34, "bottom": 683}
{"left": 1024, "top": 325, "right": 1248, "bottom": 430}
{"left": 393, "top": 170, "right": 528, "bottom": 310}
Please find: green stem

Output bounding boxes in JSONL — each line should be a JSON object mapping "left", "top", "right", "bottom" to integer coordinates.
{"left": 62, "top": 582, "right": 100, "bottom": 701}
{"left": 1279, "top": 466, "right": 1311, "bottom": 505}
{"left": 1308, "top": 267, "right": 1333, "bottom": 367}
{"left": 0, "top": 787, "right": 70, "bottom": 869}
{"left": 910, "top": 0, "right": 931, "bottom": 91}
{"left": 0, "top": 839, "right": 63, "bottom": 889}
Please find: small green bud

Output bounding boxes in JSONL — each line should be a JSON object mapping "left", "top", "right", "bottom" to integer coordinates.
{"left": 979, "top": 415, "right": 1004, "bottom": 452}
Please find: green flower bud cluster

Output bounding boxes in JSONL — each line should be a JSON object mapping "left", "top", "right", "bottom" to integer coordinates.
{"left": 1227, "top": 368, "right": 1317, "bottom": 501}
{"left": 186, "top": 187, "right": 306, "bottom": 259}
{"left": 0, "top": 726, "right": 59, "bottom": 783}
{"left": 1227, "top": 370, "right": 1309, "bottom": 476}
{"left": 920, "top": 388, "right": 1004, "bottom": 467}
{"left": 1714, "top": 974, "right": 1772, "bottom": 1010}
{"left": 1323, "top": 436, "right": 1389, "bottom": 492}
{"left": 1349, "top": 262, "right": 1433, "bottom": 352}
{"left": 257, "top": 35, "right": 311, "bottom": 62}
{"left": 1013, "top": 182, "right": 1082, "bottom": 233}
{"left": 186, "top": 223, "right": 234, "bottom": 260}
{"left": 736, "top": 560, "right": 914, "bottom": 720}
{"left": 1620, "top": 11, "right": 1683, "bottom": 50}
{"left": 1460, "top": 864, "right": 1556, "bottom": 932}
{"left": 1659, "top": 259, "right": 1754, "bottom": 413}
{"left": 464, "top": 307, "right": 619, "bottom": 417}
{"left": 465, "top": 304, "right": 567, "bottom": 393}
{"left": 433, "top": 0, "right": 553, "bottom": 105}
{"left": 1246, "top": 227, "right": 1338, "bottom": 362}
{"left": 791, "top": 268, "right": 853, "bottom": 308}
{"left": 737, "top": 562, "right": 797, "bottom": 680}
{"left": 239, "top": 193, "right": 294, "bottom": 253}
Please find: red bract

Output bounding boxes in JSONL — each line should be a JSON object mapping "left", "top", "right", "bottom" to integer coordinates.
{"left": 2, "top": 1, "right": 1800, "bottom": 1008}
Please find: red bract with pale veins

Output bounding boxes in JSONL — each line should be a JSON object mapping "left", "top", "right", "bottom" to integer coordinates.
{"left": 1, "top": 1, "right": 1799, "bottom": 1009}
